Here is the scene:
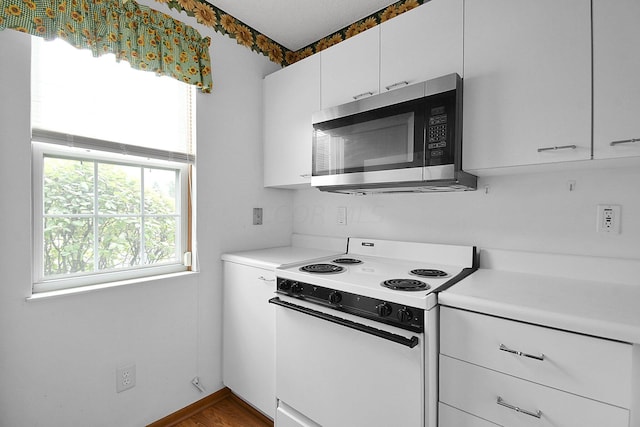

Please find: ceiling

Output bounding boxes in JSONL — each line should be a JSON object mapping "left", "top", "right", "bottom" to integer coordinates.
{"left": 205, "top": 0, "right": 398, "bottom": 51}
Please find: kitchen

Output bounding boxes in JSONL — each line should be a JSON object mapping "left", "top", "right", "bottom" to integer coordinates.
{"left": 0, "top": 0, "right": 639, "bottom": 426}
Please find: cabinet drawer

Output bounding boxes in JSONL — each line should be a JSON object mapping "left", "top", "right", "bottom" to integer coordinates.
{"left": 440, "top": 307, "right": 632, "bottom": 407}
{"left": 440, "top": 355, "right": 630, "bottom": 427}
{"left": 439, "top": 403, "right": 499, "bottom": 427}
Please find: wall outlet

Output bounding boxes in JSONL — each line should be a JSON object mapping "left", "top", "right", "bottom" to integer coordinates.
{"left": 116, "top": 364, "right": 136, "bottom": 393}
{"left": 597, "top": 204, "right": 621, "bottom": 234}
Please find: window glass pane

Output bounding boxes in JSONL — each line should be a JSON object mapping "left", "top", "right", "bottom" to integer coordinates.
{"left": 44, "top": 217, "right": 94, "bottom": 275}
{"left": 44, "top": 157, "right": 94, "bottom": 215}
{"left": 98, "top": 163, "right": 141, "bottom": 214}
{"left": 98, "top": 217, "right": 142, "bottom": 270}
{"left": 144, "top": 168, "right": 177, "bottom": 215}
{"left": 144, "top": 217, "right": 178, "bottom": 264}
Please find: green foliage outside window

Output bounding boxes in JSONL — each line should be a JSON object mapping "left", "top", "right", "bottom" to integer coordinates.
{"left": 43, "top": 156, "right": 179, "bottom": 278}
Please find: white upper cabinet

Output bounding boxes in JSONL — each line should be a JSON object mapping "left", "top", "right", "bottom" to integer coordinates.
{"left": 263, "top": 54, "right": 320, "bottom": 188}
{"left": 462, "top": 0, "right": 592, "bottom": 172}
{"left": 593, "top": 0, "right": 640, "bottom": 159}
{"left": 380, "top": 0, "right": 463, "bottom": 92}
{"left": 320, "top": 26, "right": 380, "bottom": 109}
{"left": 321, "top": 1, "right": 462, "bottom": 109}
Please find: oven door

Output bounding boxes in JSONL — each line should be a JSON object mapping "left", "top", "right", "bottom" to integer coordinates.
{"left": 271, "top": 296, "right": 424, "bottom": 427}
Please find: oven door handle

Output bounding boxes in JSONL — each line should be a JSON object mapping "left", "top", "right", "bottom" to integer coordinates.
{"left": 269, "top": 297, "right": 419, "bottom": 348}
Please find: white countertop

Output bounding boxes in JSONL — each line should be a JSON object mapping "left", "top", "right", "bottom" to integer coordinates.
{"left": 439, "top": 249, "right": 640, "bottom": 344}
{"left": 222, "top": 245, "right": 345, "bottom": 270}
{"left": 221, "top": 234, "right": 347, "bottom": 270}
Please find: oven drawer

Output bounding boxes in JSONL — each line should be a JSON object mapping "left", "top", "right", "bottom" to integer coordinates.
{"left": 439, "top": 307, "right": 632, "bottom": 407}
{"left": 439, "top": 403, "right": 499, "bottom": 427}
{"left": 439, "top": 355, "right": 630, "bottom": 427}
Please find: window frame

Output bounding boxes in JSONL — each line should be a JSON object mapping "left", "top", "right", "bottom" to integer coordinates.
{"left": 32, "top": 141, "right": 191, "bottom": 293}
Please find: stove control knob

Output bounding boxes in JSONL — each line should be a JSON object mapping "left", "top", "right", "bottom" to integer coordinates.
{"left": 397, "top": 307, "right": 413, "bottom": 323}
{"left": 376, "top": 302, "right": 392, "bottom": 317}
{"left": 290, "top": 282, "right": 303, "bottom": 294}
{"left": 328, "top": 291, "right": 342, "bottom": 304}
{"left": 279, "top": 280, "right": 292, "bottom": 291}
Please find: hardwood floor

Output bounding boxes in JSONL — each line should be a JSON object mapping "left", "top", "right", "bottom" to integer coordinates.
{"left": 174, "top": 397, "right": 272, "bottom": 427}
{"left": 148, "top": 388, "right": 273, "bottom": 427}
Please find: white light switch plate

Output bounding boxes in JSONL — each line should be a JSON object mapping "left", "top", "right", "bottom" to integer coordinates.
{"left": 337, "top": 207, "right": 347, "bottom": 225}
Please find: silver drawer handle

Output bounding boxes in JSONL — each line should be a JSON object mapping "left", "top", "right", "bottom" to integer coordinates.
{"left": 610, "top": 138, "right": 640, "bottom": 146}
{"left": 258, "top": 276, "right": 275, "bottom": 282}
{"left": 497, "top": 396, "right": 542, "bottom": 419}
{"left": 537, "top": 145, "right": 577, "bottom": 152}
{"left": 299, "top": 173, "right": 311, "bottom": 178}
{"left": 385, "top": 81, "right": 409, "bottom": 91}
{"left": 499, "top": 344, "right": 544, "bottom": 361}
{"left": 353, "top": 91, "right": 374, "bottom": 100}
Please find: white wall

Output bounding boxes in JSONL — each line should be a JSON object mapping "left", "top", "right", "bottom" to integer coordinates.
{"left": 0, "top": 4, "right": 290, "bottom": 425}
{"left": 292, "top": 166, "right": 640, "bottom": 260}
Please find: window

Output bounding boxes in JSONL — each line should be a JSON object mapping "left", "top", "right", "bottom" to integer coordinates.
{"left": 31, "top": 38, "right": 196, "bottom": 293}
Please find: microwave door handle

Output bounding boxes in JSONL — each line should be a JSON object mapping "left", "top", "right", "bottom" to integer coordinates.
{"left": 269, "top": 297, "right": 419, "bottom": 348}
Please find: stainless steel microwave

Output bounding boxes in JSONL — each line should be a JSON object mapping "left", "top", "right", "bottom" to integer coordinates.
{"left": 311, "top": 73, "right": 476, "bottom": 194}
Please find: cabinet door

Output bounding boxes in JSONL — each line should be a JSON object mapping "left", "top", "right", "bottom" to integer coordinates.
{"left": 264, "top": 54, "right": 320, "bottom": 188}
{"left": 380, "top": 0, "right": 463, "bottom": 92}
{"left": 222, "top": 262, "right": 276, "bottom": 418}
{"left": 593, "top": 0, "right": 640, "bottom": 159}
{"left": 320, "top": 26, "right": 380, "bottom": 108}
{"left": 462, "top": 0, "right": 591, "bottom": 171}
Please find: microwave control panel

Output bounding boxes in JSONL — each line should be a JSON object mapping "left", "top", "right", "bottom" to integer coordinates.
{"left": 426, "top": 105, "right": 453, "bottom": 165}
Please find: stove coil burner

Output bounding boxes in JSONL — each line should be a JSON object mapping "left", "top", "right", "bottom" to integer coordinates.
{"left": 299, "top": 263, "right": 345, "bottom": 274}
{"left": 332, "top": 258, "right": 362, "bottom": 265}
{"left": 410, "top": 269, "right": 449, "bottom": 278}
{"left": 381, "top": 278, "right": 430, "bottom": 291}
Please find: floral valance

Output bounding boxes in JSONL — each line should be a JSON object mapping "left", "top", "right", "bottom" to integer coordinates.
{"left": 0, "top": 0, "right": 213, "bottom": 92}
{"left": 158, "top": 0, "right": 425, "bottom": 67}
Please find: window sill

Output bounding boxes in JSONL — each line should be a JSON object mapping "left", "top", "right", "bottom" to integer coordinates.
{"left": 26, "top": 270, "right": 199, "bottom": 301}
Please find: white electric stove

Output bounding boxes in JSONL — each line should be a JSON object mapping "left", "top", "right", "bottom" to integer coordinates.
{"left": 271, "top": 237, "right": 478, "bottom": 427}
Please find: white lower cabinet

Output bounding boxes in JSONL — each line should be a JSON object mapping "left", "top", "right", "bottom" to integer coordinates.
{"left": 222, "top": 261, "right": 276, "bottom": 418}
{"left": 438, "top": 307, "right": 632, "bottom": 427}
